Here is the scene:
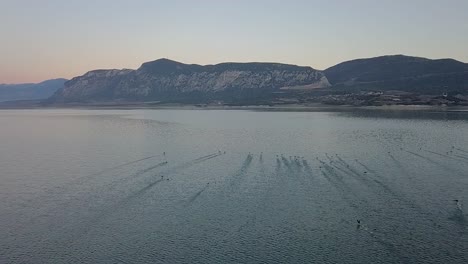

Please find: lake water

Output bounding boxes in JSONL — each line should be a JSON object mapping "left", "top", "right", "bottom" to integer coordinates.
{"left": 1, "top": 109, "right": 467, "bottom": 263}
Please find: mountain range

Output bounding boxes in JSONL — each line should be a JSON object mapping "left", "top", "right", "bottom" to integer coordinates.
{"left": 4, "top": 55, "right": 468, "bottom": 105}
{"left": 50, "top": 59, "right": 329, "bottom": 104}
{"left": 0, "top": 79, "right": 67, "bottom": 102}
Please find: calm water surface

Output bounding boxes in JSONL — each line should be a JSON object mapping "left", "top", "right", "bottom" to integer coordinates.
{"left": 1, "top": 109, "right": 467, "bottom": 263}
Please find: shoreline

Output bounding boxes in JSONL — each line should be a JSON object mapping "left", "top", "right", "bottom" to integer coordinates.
{"left": 1, "top": 102, "right": 468, "bottom": 112}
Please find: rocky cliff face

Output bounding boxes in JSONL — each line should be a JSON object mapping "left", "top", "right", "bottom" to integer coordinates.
{"left": 52, "top": 59, "right": 329, "bottom": 102}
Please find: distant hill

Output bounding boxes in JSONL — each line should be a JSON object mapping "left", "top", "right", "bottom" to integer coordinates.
{"left": 0, "top": 79, "right": 67, "bottom": 102}
{"left": 50, "top": 59, "right": 330, "bottom": 103}
{"left": 325, "top": 55, "right": 468, "bottom": 94}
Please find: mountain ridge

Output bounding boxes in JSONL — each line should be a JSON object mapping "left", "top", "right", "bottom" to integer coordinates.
{"left": 324, "top": 55, "right": 468, "bottom": 94}
{"left": 52, "top": 59, "right": 328, "bottom": 103}
{"left": 43, "top": 55, "right": 468, "bottom": 104}
{"left": 0, "top": 78, "right": 67, "bottom": 102}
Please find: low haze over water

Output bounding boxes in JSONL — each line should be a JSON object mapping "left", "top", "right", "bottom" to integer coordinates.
{"left": 1, "top": 109, "right": 468, "bottom": 263}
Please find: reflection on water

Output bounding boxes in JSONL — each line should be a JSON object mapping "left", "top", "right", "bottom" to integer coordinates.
{"left": 0, "top": 109, "right": 467, "bottom": 264}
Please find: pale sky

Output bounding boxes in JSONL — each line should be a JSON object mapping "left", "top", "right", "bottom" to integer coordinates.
{"left": 1, "top": 0, "right": 468, "bottom": 83}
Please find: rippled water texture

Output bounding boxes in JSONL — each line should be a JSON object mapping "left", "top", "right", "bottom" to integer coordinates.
{"left": 1, "top": 109, "right": 467, "bottom": 263}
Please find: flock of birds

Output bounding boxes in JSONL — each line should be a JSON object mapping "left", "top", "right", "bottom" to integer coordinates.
{"left": 157, "top": 148, "right": 465, "bottom": 230}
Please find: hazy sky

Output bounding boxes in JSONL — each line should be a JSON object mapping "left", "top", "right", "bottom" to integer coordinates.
{"left": 1, "top": 0, "right": 468, "bottom": 83}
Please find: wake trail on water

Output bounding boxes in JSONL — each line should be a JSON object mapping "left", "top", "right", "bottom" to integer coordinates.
{"left": 454, "top": 154, "right": 468, "bottom": 161}
{"left": 353, "top": 158, "right": 376, "bottom": 174}
{"left": 333, "top": 157, "right": 363, "bottom": 178}
{"left": 234, "top": 156, "right": 270, "bottom": 234}
{"left": 335, "top": 156, "right": 435, "bottom": 217}
{"left": 405, "top": 150, "right": 465, "bottom": 177}
{"left": 159, "top": 152, "right": 223, "bottom": 176}
{"left": 358, "top": 223, "right": 411, "bottom": 264}
{"left": 342, "top": 155, "right": 463, "bottom": 243}
{"left": 131, "top": 161, "right": 169, "bottom": 178}
{"left": 388, "top": 152, "right": 407, "bottom": 172}
{"left": 448, "top": 209, "right": 467, "bottom": 227}
{"left": 126, "top": 178, "right": 166, "bottom": 200}
{"left": 325, "top": 156, "right": 421, "bottom": 217}
{"left": 317, "top": 158, "right": 359, "bottom": 201}
{"left": 281, "top": 156, "right": 303, "bottom": 176}
{"left": 317, "top": 156, "right": 412, "bottom": 263}
{"left": 318, "top": 158, "right": 346, "bottom": 184}
{"left": 58, "top": 152, "right": 226, "bottom": 239}
{"left": 15, "top": 158, "right": 170, "bottom": 234}
{"left": 226, "top": 154, "right": 253, "bottom": 189}
{"left": 187, "top": 154, "right": 260, "bottom": 243}
{"left": 386, "top": 152, "right": 428, "bottom": 197}
{"left": 318, "top": 162, "right": 363, "bottom": 217}
{"left": 97, "top": 161, "right": 170, "bottom": 193}
{"left": 280, "top": 156, "right": 316, "bottom": 193}
{"left": 456, "top": 148, "right": 468, "bottom": 154}
{"left": 120, "top": 152, "right": 224, "bottom": 203}
{"left": 452, "top": 148, "right": 468, "bottom": 159}
{"left": 281, "top": 156, "right": 291, "bottom": 169}
{"left": 301, "top": 159, "right": 316, "bottom": 181}
{"left": 27, "top": 152, "right": 227, "bottom": 257}
{"left": 87, "top": 155, "right": 159, "bottom": 178}
{"left": 323, "top": 155, "right": 420, "bottom": 263}
{"left": 423, "top": 149, "right": 468, "bottom": 164}
{"left": 323, "top": 156, "right": 397, "bottom": 205}
{"left": 186, "top": 184, "right": 209, "bottom": 204}
{"left": 31, "top": 154, "right": 161, "bottom": 201}
{"left": 193, "top": 153, "right": 220, "bottom": 161}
